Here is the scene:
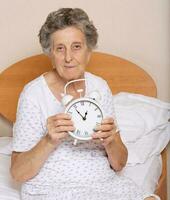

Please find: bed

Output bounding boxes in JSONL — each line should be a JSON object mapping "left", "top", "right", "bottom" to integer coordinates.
{"left": 0, "top": 51, "right": 168, "bottom": 200}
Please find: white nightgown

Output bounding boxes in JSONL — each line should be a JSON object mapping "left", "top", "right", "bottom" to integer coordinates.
{"left": 12, "top": 72, "right": 156, "bottom": 200}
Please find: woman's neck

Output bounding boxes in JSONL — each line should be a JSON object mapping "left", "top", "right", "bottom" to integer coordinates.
{"left": 47, "top": 70, "right": 86, "bottom": 100}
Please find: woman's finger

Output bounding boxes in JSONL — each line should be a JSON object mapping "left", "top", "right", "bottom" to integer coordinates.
{"left": 94, "top": 124, "right": 114, "bottom": 132}
{"left": 101, "top": 135, "right": 114, "bottom": 146}
{"left": 92, "top": 130, "right": 111, "bottom": 139}
{"left": 47, "top": 113, "right": 71, "bottom": 124}
{"left": 55, "top": 125, "right": 75, "bottom": 133}
{"left": 54, "top": 119, "right": 74, "bottom": 127}
{"left": 101, "top": 117, "right": 114, "bottom": 124}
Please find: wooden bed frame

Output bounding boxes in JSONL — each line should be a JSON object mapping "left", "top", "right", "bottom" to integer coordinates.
{"left": 0, "top": 51, "right": 167, "bottom": 199}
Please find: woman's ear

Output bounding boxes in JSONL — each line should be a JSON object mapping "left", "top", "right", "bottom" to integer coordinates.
{"left": 86, "top": 50, "right": 92, "bottom": 64}
{"left": 47, "top": 48, "right": 56, "bottom": 68}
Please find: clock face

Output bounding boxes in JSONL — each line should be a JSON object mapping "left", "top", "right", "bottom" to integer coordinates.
{"left": 65, "top": 98, "right": 103, "bottom": 140}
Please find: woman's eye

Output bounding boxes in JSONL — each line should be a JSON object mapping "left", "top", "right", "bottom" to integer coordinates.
{"left": 56, "top": 46, "right": 65, "bottom": 52}
{"left": 72, "top": 44, "right": 81, "bottom": 50}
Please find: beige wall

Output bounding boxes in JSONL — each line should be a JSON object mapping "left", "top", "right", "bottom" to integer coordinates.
{"left": 0, "top": 0, "right": 170, "bottom": 101}
{"left": 0, "top": 0, "right": 169, "bottom": 198}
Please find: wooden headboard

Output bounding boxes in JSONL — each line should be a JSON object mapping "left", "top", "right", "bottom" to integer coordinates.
{"left": 0, "top": 51, "right": 166, "bottom": 199}
{"left": 0, "top": 51, "right": 156, "bottom": 123}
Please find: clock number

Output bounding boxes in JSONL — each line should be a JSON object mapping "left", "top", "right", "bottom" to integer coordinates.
{"left": 97, "top": 115, "right": 102, "bottom": 118}
{"left": 73, "top": 104, "right": 77, "bottom": 109}
{"left": 80, "top": 101, "right": 84, "bottom": 106}
{"left": 95, "top": 107, "right": 98, "bottom": 111}
{"left": 76, "top": 129, "right": 81, "bottom": 135}
{"left": 84, "top": 131, "right": 89, "bottom": 136}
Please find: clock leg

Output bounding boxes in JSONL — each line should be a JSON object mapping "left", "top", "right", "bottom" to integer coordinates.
{"left": 73, "top": 139, "right": 78, "bottom": 145}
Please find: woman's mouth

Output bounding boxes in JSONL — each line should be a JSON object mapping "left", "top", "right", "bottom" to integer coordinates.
{"left": 64, "top": 65, "right": 75, "bottom": 68}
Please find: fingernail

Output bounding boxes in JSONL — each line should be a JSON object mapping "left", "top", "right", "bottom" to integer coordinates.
{"left": 92, "top": 133, "right": 97, "bottom": 138}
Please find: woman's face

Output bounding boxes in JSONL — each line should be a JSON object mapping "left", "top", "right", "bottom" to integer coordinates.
{"left": 49, "top": 26, "right": 91, "bottom": 81}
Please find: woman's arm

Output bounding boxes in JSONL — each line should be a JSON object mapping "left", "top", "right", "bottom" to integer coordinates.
{"left": 92, "top": 117, "right": 128, "bottom": 171}
{"left": 104, "top": 132, "right": 128, "bottom": 171}
{"left": 11, "top": 113, "right": 75, "bottom": 182}
{"left": 11, "top": 135, "right": 56, "bottom": 182}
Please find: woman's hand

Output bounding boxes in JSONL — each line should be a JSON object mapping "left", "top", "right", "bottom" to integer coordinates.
{"left": 92, "top": 117, "right": 118, "bottom": 147}
{"left": 92, "top": 117, "right": 128, "bottom": 171}
{"left": 46, "top": 113, "right": 75, "bottom": 146}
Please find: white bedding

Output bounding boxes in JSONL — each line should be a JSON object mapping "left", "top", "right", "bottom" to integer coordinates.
{"left": 113, "top": 92, "right": 170, "bottom": 165}
{"left": 0, "top": 154, "right": 20, "bottom": 200}
{"left": 0, "top": 137, "right": 162, "bottom": 199}
{"left": 120, "top": 155, "right": 162, "bottom": 194}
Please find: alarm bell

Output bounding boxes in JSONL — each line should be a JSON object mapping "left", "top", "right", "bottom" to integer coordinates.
{"left": 88, "top": 90, "right": 101, "bottom": 102}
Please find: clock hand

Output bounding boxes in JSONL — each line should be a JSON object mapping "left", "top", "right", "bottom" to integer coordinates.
{"left": 75, "top": 109, "right": 84, "bottom": 120}
{"left": 83, "top": 111, "right": 88, "bottom": 120}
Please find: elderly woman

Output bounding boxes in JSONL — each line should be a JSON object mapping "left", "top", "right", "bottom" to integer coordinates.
{"left": 10, "top": 8, "right": 158, "bottom": 200}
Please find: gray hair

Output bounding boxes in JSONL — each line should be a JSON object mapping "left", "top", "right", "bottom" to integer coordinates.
{"left": 38, "top": 8, "right": 98, "bottom": 54}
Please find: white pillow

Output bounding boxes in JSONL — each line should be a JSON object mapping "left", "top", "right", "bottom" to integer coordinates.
{"left": 113, "top": 92, "right": 170, "bottom": 165}
{"left": 0, "top": 137, "right": 12, "bottom": 155}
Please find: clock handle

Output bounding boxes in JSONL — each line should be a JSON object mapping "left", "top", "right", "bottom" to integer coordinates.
{"left": 64, "top": 79, "right": 85, "bottom": 94}
{"left": 61, "top": 78, "right": 85, "bottom": 106}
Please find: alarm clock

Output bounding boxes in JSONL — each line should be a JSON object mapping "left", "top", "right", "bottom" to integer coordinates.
{"left": 62, "top": 78, "right": 103, "bottom": 143}
{"left": 65, "top": 97, "right": 103, "bottom": 141}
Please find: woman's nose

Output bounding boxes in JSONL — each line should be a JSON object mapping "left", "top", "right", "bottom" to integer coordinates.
{"left": 65, "top": 49, "right": 73, "bottom": 63}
